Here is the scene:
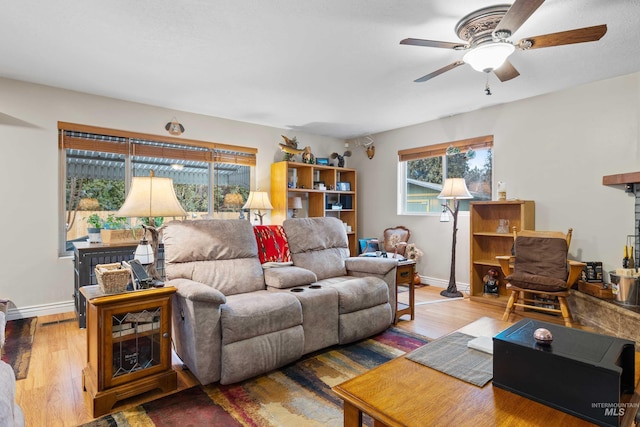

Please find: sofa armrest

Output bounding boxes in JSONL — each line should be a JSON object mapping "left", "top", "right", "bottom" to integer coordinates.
{"left": 168, "top": 278, "right": 227, "bottom": 305}
{"left": 264, "top": 266, "right": 317, "bottom": 289}
{"left": 345, "top": 257, "right": 398, "bottom": 276}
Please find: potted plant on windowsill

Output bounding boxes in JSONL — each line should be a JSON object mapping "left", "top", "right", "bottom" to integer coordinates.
{"left": 100, "top": 214, "right": 142, "bottom": 244}
{"left": 87, "top": 213, "right": 103, "bottom": 243}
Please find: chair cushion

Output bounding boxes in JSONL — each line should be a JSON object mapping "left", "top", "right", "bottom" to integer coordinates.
{"left": 507, "top": 272, "right": 569, "bottom": 292}
{"left": 513, "top": 236, "right": 568, "bottom": 280}
{"left": 508, "top": 236, "right": 569, "bottom": 291}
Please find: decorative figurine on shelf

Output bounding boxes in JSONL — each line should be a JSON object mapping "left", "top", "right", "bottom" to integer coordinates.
{"left": 301, "top": 146, "right": 315, "bottom": 164}
{"left": 483, "top": 267, "right": 500, "bottom": 297}
{"left": 405, "top": 243, "right": 424, "bottom": 286}
{"left": 330, "top": 150, "right": 352, "bottom": 167}
{"left": 279, "top": 135, "right": 302, "bottom": 161}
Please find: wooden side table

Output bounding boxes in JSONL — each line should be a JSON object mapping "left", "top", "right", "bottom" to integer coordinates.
{"left": 80, "top": 285, "right": 177, "bottom": 417}
{"left": 395, "top": 259, "right": 415, "bottom": 323}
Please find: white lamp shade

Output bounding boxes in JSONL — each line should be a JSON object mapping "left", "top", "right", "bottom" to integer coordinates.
{"left": 288, "top": 197, "right": 303, "bottom": 209}
{"left": 242, "top": 191, "right": 274, "bottom": 210}
{"left": 117, "top": 172, "right": 187, "bottom": 218}
{"left": 463, "top": 42, "right": 515, "bottom": 72}
{"left": 134, "top": 240, "right": 155, "bottom": 265}
{"left": 438, "top": 178, "right": 473, "bottom": 200}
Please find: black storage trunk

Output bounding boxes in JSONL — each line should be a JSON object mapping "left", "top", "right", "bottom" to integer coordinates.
{"left": 493, "top": 319, "right": 635, "bottom": 427}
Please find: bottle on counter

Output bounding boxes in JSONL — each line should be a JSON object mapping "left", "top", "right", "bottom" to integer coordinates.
{"left": 623, "top": 245, "right": 629, "bottom": 268}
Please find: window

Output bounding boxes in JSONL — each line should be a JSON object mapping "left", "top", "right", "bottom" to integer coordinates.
{"left": 398, "top": 135, "right": 493, "bottom": 214}
{"left": 59, "top": 122, "right": 256, "bottom": 255}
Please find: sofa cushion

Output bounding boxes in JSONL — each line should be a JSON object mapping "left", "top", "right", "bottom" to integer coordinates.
{"left": 253, "top": 225, "right": 291, "bottom": 264}
{"left": 221, "top": 291, "right": 303, "bottom": 344}
{"left": 325, "top": 276, "right": 389, "bottom": 314}
{"left": 164, "top": 219, "right": 265, "bottom": 295}
{"left": 283, "top": 217, "right": 349, "bottom": 280}
{"left": 264, "top": 266, "right": 317, "bottom": 289}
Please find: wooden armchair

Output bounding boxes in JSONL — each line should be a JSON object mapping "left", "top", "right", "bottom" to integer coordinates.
{"left": 496, "top": 228, "right": 585, "bottom": 327}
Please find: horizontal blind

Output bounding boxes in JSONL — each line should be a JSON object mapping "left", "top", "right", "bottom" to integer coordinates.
{"left": 398, "top": 135, "right": 493, "bottom": 162}
{"left": 59, "top": 122, "right": 257, "bottom": 166}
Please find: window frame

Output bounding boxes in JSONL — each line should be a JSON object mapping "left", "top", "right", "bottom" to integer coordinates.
{"left": 58, "top": 122, "right": 257, "bottom": 256}
{"left": 397, "top": 135, "right": 493, "bottom": 215}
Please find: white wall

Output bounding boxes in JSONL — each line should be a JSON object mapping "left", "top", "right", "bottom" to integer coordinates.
{"left": 0, "top": 77, "right": 344, "bottom": 318}
{"left": 2, "top": 72, "right": 639, "bottom": 317}
{"left": 350, "top": 72, "right": 640, "bottom": 290}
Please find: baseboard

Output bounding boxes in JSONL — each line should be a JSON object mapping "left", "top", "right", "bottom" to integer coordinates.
{"left": 6, "top": 300, "right": 75, "bottom": 321}
{"left": 420, "top": 275, "right": 470, "bottom": 294}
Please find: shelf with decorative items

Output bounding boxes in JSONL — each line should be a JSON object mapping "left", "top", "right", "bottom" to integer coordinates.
{"left": 469, "top": 200, "right": 535, "bottom": 307}
{"left": 271, "top": 161, "right": 358, "bottom": 256}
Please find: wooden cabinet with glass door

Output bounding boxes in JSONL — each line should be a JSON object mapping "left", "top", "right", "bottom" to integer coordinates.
{"left": 271, "top": 161, "right": 357, "bottom": 256}
{"left": 80, "top": 285, "right": 177, "bottom": 417}
{"left": 469, "top": 200, "right": 535, "bottom": 306}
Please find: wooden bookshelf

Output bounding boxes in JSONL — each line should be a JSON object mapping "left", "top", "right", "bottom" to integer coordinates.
{"left": 469, "top": 200, "right": 535, "bottom": 306}
{"left": 271, "top": 161, "right": 357, "bottom": 256}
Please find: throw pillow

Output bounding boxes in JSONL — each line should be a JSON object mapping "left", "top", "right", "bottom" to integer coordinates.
{"left": 253, "top": 225, "right": 292, "bottom": 264}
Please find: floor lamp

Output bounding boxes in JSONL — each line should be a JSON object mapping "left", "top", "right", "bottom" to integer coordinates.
{"left": 117, "top": 170, "right": 187, "bottom": 280}
{"left": 242, "top": 191, "right": 273, "bottom": 225}
{"left": 438, "top": 178, "right": 473, "bottom": 298}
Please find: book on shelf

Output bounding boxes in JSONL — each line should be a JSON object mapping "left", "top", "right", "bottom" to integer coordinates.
{"left": 112, "top": 327, "right": 136, "bottom": 338}
{"left": 123, "top": 311, "right": 158, "bottom": 323}
{"left": 136, "top": 321, "right": 160, "bottom": 333}
{"left": 112, "top": 322, "right": 133, "bottom": 332}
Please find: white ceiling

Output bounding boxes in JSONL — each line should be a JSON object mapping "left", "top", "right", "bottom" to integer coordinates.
{"left": 1, "top": 0, "right": 639, "bottom": 139}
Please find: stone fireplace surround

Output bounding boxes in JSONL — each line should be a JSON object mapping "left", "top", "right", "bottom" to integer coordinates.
{"left": 568, "top": 172, "right": 640, "bottom": 345}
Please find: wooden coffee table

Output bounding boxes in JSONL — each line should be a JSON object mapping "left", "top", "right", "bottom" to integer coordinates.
{"left": 332, "top": 317, "right": 640, "bottom": 426}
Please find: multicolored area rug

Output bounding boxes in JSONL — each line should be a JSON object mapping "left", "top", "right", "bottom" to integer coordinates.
{"left": 81, "top": 327, "right": 427, "bottom": 427}
{"left": 1, "top": 317, "right": 37, "bottom": 380}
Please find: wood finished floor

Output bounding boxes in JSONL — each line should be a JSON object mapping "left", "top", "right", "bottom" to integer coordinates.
{"left": 15, "top": 285, "right": 569, "bottom": 427}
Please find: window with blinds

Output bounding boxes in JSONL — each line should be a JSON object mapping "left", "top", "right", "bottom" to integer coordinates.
{"left": 59, "top": 122, "right": 256, "bottom": 253}
{"left": 397, "top": 135, "right": 493, "bottom": 214}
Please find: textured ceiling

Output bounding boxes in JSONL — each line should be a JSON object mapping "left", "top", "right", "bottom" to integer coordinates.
{"left": 1, "top": 0, "right": 639, "bottom": 139}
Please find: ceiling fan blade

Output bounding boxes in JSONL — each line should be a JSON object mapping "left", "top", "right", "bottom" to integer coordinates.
{"left": 518, "top": 24, "right": 607, "bottom": 49}
{"left": 400, "top": 38, "right": 466, "bottom": 50}
{"left": 495, "top": 0, "right": 545, "bottom": 36}
{"left": 414, "top": 61, "right": 465, "bottom": 83}
{"left": 493, "top": 60, "right": 520, "bottom": 82}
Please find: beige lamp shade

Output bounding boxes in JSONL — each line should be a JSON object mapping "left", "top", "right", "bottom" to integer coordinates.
{"left": 117, "top": 171, "right": 187, "bottom": 218}
{"left": 438, "top": 178, "right": 473, "bottom": 200}
{"left": 242, "top": 191, "right": 274, "bottom": 211}
{"left": 288, "top": 197, "right": 303, "bottom": 209}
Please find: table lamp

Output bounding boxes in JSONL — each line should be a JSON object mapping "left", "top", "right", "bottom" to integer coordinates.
{"left": 288, "top": 196, "right": 303, "bottom": 218}
{"left": 223, "top": 193, "right": 245, "bottom": 219}
{"left": 242, "top": 191, "right": 273, "bottom": 225}
{"left": 117, "top": 170, "right": 187, "bottom": 279}
{"left": 438, "top": 178, "right": 473, "bottom": 298}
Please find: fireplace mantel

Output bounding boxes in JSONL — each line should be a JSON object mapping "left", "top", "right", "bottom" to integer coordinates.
{"left": 602, "top": 171, "right": 640, "bottom": 186}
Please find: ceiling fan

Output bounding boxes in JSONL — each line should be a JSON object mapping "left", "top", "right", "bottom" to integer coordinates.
{"left": 401, "top": 0, "right": 607, "bottom": 83}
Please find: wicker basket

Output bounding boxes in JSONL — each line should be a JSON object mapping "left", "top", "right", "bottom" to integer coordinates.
{"left": 95, "top": 263, "right": 131, "bottom": 294}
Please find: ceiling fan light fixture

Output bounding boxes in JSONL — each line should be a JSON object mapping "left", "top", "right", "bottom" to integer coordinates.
{"left": 463, "top": 42, "right": 515, "bottom": 72}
